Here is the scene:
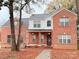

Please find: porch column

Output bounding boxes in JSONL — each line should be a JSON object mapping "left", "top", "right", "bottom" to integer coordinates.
{"left": 38, "top": 32, "right": 41, "bottom": 46}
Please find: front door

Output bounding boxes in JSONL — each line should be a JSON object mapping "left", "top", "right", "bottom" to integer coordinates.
{"left": 47, "top": 33, "right": 51, "bottom": 46}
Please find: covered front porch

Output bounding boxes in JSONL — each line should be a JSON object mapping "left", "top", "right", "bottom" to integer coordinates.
{"left": 28, "top": 32, "right": 52, "bottom": 47}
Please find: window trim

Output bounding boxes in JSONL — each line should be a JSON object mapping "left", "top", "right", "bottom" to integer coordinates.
{"left": 40, "top": 34, "right": 44, "bottom": 43}
{"left": 32, "top": 33, "right": 37, "bottom": 43}
{"left": 33, "top": 20, "right": 41, "bottom": 28}
{"left": 47, "top": 20, "right": 51, "bottom": 27}
{"left": 58, "top": 34, "right": 71, "bottom": 44}
{"left": 59, "top": 17, "right": 70, "bottom": 27}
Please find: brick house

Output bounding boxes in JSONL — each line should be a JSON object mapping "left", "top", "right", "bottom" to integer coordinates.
{"left": 0, "top": 8, "right": 77, "bottom": 49}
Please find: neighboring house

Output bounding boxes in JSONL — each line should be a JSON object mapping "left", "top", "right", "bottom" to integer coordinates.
{"left": 0, "top": 8, "right": 77, "bottom": 49}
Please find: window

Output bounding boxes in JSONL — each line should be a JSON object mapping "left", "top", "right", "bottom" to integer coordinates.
{"left": 7, "top": 35, "right": 12, "bottom": 44}
{"left": 32, "top": 33, "right": 37, "bottom": 43}
{"left": 33, "top": 21, "right": 41, "bottom": 28}
{"left": 41, "top": 34, "right": 44, "bottom": 43}
{"left": 60, "top": 17, "right": 69, "bottom": 26}
{"left": 47, "top": 21, "right": 51, "bottom": 27}
{"left": 58, "top": 34, "right": 71, "bottom": 44}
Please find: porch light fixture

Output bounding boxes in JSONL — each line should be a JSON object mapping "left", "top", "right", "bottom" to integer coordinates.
{"left": 77, "top": 25, "right": 79, "bottom": 28}
{"left": 48, "top": 33, "right": 51, "bottom": 35}
{"left": 32, "top": 33, "right": 34, "bottom": 35}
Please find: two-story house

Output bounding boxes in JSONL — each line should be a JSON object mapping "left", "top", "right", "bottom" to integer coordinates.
{"left": 28, "top": 14, "right": 52, "bottom": 46}
{"left": 0, "top": 8, "right": 77, "bottom": 49}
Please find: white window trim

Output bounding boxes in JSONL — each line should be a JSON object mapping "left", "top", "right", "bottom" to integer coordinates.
{"left": 60, "top": 17, "right": 69, "bottom": 26}
{"left": 58, "top": 34, "right": 71, "bottom": 44}
{"left": 33, "top": 20, "right": 41, "bottom": 28}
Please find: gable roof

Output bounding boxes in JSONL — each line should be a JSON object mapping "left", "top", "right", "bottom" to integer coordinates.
{"left": 53, "top": 8, "right": 77, "bottom": 17}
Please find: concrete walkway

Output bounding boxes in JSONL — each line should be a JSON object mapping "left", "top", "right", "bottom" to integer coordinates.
{"left": 35, "top": 49, "right": 51, "bottom": 59}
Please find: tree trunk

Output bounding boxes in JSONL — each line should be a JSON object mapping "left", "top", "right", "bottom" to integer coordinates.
{"left": 16, "top": 9, "right": 22, "bottom": 51}
{"left": 16, "top": 1, "right": 22, "bottom": 51}
{"left": 8, "top": 0, "right": 31, "bottom": 51}
{"left": 9, "top": 0, "right": 17, "bottom": 51}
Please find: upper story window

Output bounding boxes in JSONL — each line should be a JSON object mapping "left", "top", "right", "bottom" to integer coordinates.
{"left": 60, "top": 17, "right": 69, "bottom": 26}
{"left": 33, "top": 20, "right": 41, "bottom": 28}
{"left": 47, "top": 20, "right": 51, "bottom": 27}
{"left": 58, "top": 34, "right": 71, "bottom": 44}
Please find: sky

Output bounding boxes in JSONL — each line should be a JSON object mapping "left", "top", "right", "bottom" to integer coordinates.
{"left": 0, "top": 0, "right": 52, "bottom": 26}
{"left": 0, "top": 6, "right": 10, "bottom": 27}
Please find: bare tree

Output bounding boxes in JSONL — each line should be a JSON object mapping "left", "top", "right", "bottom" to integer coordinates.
{"left": 16, "top": 0, "right": 31, "bottom": 51}
{"left": 9, "top": 0, "right": 17, "bottom": 51}
{"left": 0, "top": 0, "right": 31, "bottom": 51}
{"left": 0, "top": 0, "right": 46, "bottom": 51}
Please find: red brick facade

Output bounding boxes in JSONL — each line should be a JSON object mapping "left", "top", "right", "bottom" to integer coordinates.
{"left": 52, "top": 9, "right": 77, "bottom": 49}
{"left": 0, "top": 8, "right": 77, "bottom": 49}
